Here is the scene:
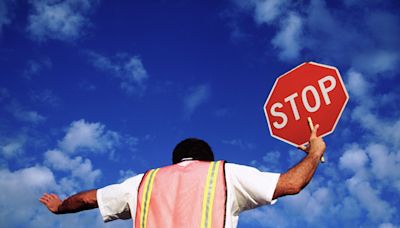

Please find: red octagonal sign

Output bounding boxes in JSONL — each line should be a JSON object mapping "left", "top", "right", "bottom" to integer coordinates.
{"left": 264, "top": 62, "right": 349, "bottom": 147}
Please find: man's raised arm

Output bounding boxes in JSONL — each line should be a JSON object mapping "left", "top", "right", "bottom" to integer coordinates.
{"left": 39, "top": 189, "right": 98, "bottom": 214}
{"left": 272, "top": 120, "right": 326, "bottom": 199}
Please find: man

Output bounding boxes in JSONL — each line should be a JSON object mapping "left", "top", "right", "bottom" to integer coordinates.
{"left": 40, "top": 121, "right": 326, "bottom": 227}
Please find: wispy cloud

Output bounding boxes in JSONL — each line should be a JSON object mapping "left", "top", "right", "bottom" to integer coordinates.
{"left": 250, "top": 150, "right": 282, "bottom": 172}
{"left": 0, "top": 0, "right": 14, "bottom": 34}
{"left": 222, "top": 138, "right": 255, "bottom": 151}
{"left": 0, "top": 87, "right": 10, "bottom": 102}
{"left": 26, "top": 0, "right": 98, "bottom": 42}
{"left": 6, "top": 101, "right": 46, "bottom": 124}
{"left": 271, "top": 12, "right": 303, "bottom": 61}
{"left": 346, "top": 70, "right": 372, "bottom": 100}
{"left": 229, "top": 0, "right": 400, "bottom": 70}
{"left": 252, "top": 0, "right": 289, "bottom": 25}
{"left": 183, "top": 84, "right": 211, "bottom": 118}
{"left": 29, "top": 89, "right": 61, "bottom": 107}
{"left": 340, "top": 144, "right": 396, "bottom": 222}
{"left": 88, "top": 51, "right": 149, "bottom": 96}
{"left": 23, "top": 58, "right": 52, "bottom": 79}
{"left": 118, "top": 169, "right": 137, "bottom": 183}
{"left": 0, "top": 136, "right": 25, "bottom": 159}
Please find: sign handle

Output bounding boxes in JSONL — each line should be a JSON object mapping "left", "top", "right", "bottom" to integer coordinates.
{"left": 307, "top": 117, "right": 325, "bottom": 163}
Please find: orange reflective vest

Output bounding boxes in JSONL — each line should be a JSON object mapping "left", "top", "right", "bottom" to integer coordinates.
{"left": 135, "top": 160, "right": 226, "bottom": 228}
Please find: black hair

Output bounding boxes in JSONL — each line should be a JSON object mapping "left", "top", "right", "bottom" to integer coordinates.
{"left": 172, "top": 138, "right": 215, "bottom": 164}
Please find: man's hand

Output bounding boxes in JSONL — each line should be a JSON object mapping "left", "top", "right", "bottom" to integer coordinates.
{"left": 39, "top": 193, "right": 62, "bottom": 214}
{"left": 298, "top": 124, "right": 326, "bottom": 158}
{"left": 298, "top": 117, "right": 326, "bottom": 160}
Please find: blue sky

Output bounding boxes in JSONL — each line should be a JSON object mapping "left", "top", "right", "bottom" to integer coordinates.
{"left": 0, "top": 0, "right": 399, "bottom": 227}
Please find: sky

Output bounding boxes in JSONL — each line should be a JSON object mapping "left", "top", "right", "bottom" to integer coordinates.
{"left": 0, "top": 0, "right": 399, "bottom": 227}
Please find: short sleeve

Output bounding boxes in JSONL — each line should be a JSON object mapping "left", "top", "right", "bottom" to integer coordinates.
{"left": 226, "top": 163, "right": 280, "bottom": 213}
{"left": 97, "top": 174, "right": 144, "bottom": 222}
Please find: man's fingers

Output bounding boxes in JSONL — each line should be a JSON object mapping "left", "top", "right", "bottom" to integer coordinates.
{"left": 39, "top": 193, "right": 57, "bottom": 204}
{"left": 50, "top": 193, "right": 60, "bottom": 200}
{"left": 312, "top": 124, "right": 320, "bottom": 136}
{"left": 39, "top": 197, "right": 49, "bottom": 205}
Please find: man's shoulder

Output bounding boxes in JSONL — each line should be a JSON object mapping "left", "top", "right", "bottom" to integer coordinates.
{"left": 225, "top": 162, "right": 281, "bottom": 176}
{"left": 225, "top": 162, "right": 256, "bottom": 170}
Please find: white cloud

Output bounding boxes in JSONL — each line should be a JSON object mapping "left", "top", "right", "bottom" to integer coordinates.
{"left": 379, "top": 223, "right": 397, "bottom": 228}
{"left": 242, "top": 185, "right": 334, "bottom": 227}
{"left": 353, "top": 50, "right": 399, "bottom": 75}
{"left": 346, "top": 178, "right": 394, "bottom": 222}
{"left": 262, "top": 151, "right": 280, "bottom": 164}
{"left": 241, "top": 206, "right": 289, "bottom": 228}
{"left": 58, "top": 119, "right": 120, "bottom": 154}
{"left": 0, "top": 139, "right": 24, "bottom": 159}
{"left": 27, "top": 0, "right": 97, "bottom": 41}
{"left": 45, "top": 149, "right": 101, "bottom": 189}
{"left": 366, "top": 144, "right": 400, "bottom": 190}
{"left": 337, "top": 196, "right": 362, "bottom": 222}
{"left": 271, "top": 12, "right": 303, "bottom": 60}
{"left": 339, "top": 144, "right": 369, "bottom": 173}
{"left": 346, "top": 70, "right": 371, "bottom": 100}
{"left": 0, "top": 0, "right": 13, "bottom": 34}
{"left": 349, "top": 76, "right": 400, "bottom": 149}
{"left": 282, "top": 186, "right": 333, "bottom": 223}
{"left": 339, "top": 142, "right": 398, "bottom": 223}
{"left": 0, "top": 166, "right": 57, "bottom": 227}
{"left": 305, "top": 0, "right": 400, "bottom": 74}
{"left": 118, "top": 169, "right": 137, "bottom": 183}
{"left": 230, "top": 0, "right": 400, "bottom": 71}
{"left": 88, "top": 52, "right": 149, "bottom": 95}
{"left": 0, "top": 165, "right": 113, "bottom": 227}
{"left": 250, "top": 150, "right": 281, "bottom": 172}
{"left": 183, "top": 84, "right": 211, "bottom": 118}
{"left": 0, "top": 118, "right": 133, "bottom": 227}
{"left": 44, "top": 149, "right": 73, "bottom": 171}
{"left": 124, "top": 57, "right": 148, "bottom": 85}
{"left": 253, "top": 0, "right": 288, "bottom": 24}
{"left": 6, "top": 101, "right": 46, "bottom": 124}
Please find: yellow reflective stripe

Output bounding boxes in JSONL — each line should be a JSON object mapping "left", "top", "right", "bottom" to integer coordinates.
{"left": 200, "top": 161, "right": 221, "bottom": 228}
{"left": 200, "top": 162, "right": 213, "bottom": 228}
{"left": 140, "top": 168, "right": 159, "bottom": 228}
{"left": 207, "top": 161, "right": 220, "bottom": 227}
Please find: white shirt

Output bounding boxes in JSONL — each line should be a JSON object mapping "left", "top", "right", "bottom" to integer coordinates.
{"left": 97, "top": 161, "right": 280, "bottom": 228}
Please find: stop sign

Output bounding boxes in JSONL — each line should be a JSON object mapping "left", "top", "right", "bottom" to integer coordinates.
{"left": 264, "top": 62, "right": 349, "bottom": 147}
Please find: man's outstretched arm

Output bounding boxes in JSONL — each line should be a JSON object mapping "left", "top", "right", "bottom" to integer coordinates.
{"left": 272, "top": 120, "right": 326, "bottom": 199}
{"left": 39, "top": 189, "right": 98, "bottom": 214}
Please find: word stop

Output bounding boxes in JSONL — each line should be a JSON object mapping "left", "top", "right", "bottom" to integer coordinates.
{"left": 270, "top": 75, "right": 336, "bottom": 129}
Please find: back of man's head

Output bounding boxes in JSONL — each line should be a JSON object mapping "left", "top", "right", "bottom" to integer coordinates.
{"left": 172, "top": 138, "right": 215, "bottom": 164}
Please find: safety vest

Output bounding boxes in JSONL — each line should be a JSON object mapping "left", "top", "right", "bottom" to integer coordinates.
{"left": 135, "top": 160, "right": 226, "bottom": 228}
